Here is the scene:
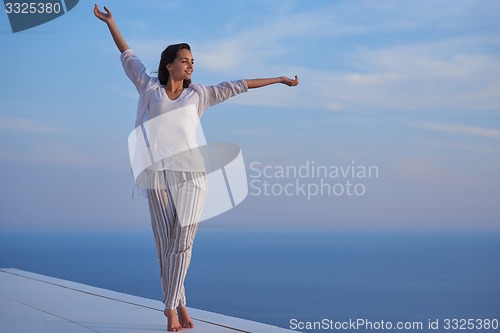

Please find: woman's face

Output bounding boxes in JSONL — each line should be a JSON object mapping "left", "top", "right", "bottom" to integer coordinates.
{"left": 167, "top": 48, "right": 194, "bottom": 82}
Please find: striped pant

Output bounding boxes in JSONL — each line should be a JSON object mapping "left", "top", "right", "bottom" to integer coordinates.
{"left": 146, "top": 170, "right": 208, "bottom": 310}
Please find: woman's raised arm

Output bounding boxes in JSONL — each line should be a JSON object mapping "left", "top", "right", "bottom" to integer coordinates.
{"left": 94, "top": 4, "right": 129, "bottom": 53}
{"left": 246, "top": 75, "right": 299, "bottom": 89}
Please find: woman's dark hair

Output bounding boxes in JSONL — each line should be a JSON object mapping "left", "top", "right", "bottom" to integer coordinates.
{"left": 158, "top": 43, "right": 191, "bottom": 88}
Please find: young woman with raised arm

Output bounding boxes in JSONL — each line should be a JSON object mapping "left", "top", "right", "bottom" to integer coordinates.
{"left": 94, "top": 4, "right": 298, "bottom": 332}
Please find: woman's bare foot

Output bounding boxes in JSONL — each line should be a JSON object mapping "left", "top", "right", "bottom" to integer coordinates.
{"left": 177, "top": 306, "right": 195, "bottom": 329}
{"left": 164, "top": 309, "right": 183, "bottom": 332}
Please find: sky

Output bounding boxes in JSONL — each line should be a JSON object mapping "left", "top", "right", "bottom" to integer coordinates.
{"left": 0, "top": 0, "right": 499, "bottom": 232}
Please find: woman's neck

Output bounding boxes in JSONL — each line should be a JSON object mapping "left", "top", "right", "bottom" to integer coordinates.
{"left": 165, "top": 79, "right": 184, "bottom": 100}
{"left": 165, "top": 79, "right": 184, "bottom": 93}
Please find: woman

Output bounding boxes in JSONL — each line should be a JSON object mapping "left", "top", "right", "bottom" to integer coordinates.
{"left": 94, "top": 4, "right": 298, "bottom": 332}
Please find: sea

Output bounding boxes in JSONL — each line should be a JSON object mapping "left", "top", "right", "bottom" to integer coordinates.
{"left": 1, "top": 228, "right": 499, "bottom": 332}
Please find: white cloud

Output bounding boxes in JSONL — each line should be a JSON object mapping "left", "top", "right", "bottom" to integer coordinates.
{"left": 294, "top": 35, "right": 500, "bottom": 112}
{"left": 416, "top": 122, "right": 500, "bottom": 138}
{"left": 0, "top": 140, "right": 127, "bottom": 169}
{"left": 127, "top": 0, "right": 178, "bottom": 11}
{"left": 413, "top": 139, "right": 500, "bottom": 155}
{"left": 0, "top": 118, "right": 63, "bottom": 133}
{"left": 204, "top": 5, "right": 500, "bottom": 112}
{"left": 127, "top": 1, "right": 500, "bottom": 112}
{"left": 125, "top": 39, "right": 166, "bottom": 66}
{"left": 195, "top": 26, "right": 325, "bottom": 74}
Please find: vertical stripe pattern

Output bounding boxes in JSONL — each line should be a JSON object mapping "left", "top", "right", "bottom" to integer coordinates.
{"left": 146, "top": 170, "right": 208, "bottom": 310}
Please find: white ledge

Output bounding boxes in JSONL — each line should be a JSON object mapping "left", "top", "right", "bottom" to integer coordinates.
{"left": 0, "top": 268, "right": 300, "bottom": 333}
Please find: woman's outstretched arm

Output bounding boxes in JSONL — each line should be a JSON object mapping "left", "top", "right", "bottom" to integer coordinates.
{"left": 246, "top": 75, "right": 299, "bottom": 89}
{"left": 94, "top": 4, "right": 129, "bottom": 53}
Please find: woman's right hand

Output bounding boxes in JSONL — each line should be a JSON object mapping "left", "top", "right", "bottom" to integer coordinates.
{"left": 94, "top": 4, "right": 114, "bottom": 25}
{"left": 93, "top": 4, "right": 129, "bottom": 53}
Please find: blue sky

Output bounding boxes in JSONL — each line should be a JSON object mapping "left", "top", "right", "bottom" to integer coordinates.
{"left": 0, "top": 0, "right": 499, "bottom": 231}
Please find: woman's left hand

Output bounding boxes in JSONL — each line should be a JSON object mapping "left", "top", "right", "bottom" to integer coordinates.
{"left": 280, "top": 75, "right": 299, "bottom": 87}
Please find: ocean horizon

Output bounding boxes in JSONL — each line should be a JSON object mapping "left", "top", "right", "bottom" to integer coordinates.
{"left": 1, "top": 228, "right": 499, "bottom": 332}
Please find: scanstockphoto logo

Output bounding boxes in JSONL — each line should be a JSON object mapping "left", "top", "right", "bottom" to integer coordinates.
{"left": 3, "top": 0, "right": 79, "bottom": 33}
{"left": 248, "top": 160, "right": 379, "bottom": 200}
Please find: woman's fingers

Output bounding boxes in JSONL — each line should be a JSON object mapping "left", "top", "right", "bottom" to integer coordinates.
{"left": 94, "top": 4, "right": 112, "bottom": 22}
{"left": 94, "top": 4, "right": 104, "bottom": 20}
{"left": 284, "top": 75, "right": 299, "bottom": 86}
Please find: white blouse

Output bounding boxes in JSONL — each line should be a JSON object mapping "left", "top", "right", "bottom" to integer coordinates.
{"left": 120, "top": 49, "right": 248, "bottom": 177}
